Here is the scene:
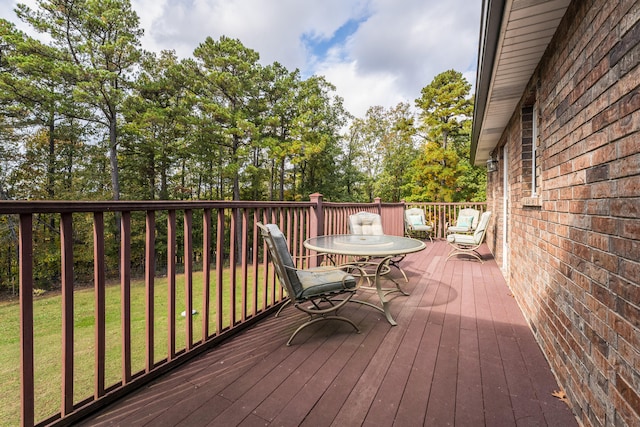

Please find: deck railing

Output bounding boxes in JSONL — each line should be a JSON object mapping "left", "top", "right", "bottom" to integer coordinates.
{"left": 405, "top": 201, "right": 489, "bottom": 238}
{"left": 0, "top": 197, "right": 485, "bottom": 426}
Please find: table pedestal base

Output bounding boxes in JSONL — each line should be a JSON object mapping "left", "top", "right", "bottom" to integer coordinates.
{"left": 350, "top": 255, "right": 409, "bottom": 326}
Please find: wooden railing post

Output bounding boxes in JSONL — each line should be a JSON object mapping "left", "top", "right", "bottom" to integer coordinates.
{"left": 374, "top": 197, "right": 382, "bottom": 215}
{"left": 309, "top": 193, "right": 324, "bottom": 267}
{"left": 309, "top": 193, "right": 324, "bottom": 239}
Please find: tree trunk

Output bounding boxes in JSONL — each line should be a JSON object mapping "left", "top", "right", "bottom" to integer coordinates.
{"left": 279, "top": 157, "right": 285, "bottom": 201}
{"left": 109, "top": 118, "right": 120, "bottom": 201}
{"left": 47, "top": 116, "right": 56, "bottom": 198}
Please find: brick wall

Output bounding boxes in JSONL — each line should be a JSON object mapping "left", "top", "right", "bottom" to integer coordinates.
{"left": 484, "top": 0, "right": 640, "bottom": 426}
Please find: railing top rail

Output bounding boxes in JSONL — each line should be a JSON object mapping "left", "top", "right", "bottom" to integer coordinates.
{"left": 322, "top": 201, "right": 404, "bottom": 207}
{"left": 322, "top": 201, "right": 374, "bottom": 207}
{"left": 406, "top": 202, "right": 486, "bottom": 206}
{"left": 0, "top": 200, "right": 314, "bottom": 215}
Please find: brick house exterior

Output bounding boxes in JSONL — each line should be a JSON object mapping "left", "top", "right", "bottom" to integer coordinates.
{"left": 472, "top": 1, "right": 639, "bottom": 426}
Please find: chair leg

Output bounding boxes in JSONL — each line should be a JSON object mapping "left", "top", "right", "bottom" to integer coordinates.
{"left": 284, "top": 293, "right": 360, "bottom": 345}
{"left": 409, "top": 228, "right": 433, "bottom": 242}
{"left": 274, "top": 299, "right": 291, "bottom": 317}
{"left": 286, "top": 315, "right": 360, "bottom": 346}
{"left": 446, "top": 247, "right": 484, "bottom": 263}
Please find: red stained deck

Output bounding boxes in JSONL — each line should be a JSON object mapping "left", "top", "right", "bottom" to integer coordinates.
{"left": 78, "top": 241, "right": 577, "bottom": 426}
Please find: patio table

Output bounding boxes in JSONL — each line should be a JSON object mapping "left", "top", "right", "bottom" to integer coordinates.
{"left": 304, "top": 234, "right": 426, "bottom": 325}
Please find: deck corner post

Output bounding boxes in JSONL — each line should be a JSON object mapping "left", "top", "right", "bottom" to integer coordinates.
{"left": 309, "top": 193, "right": 324, "bottom": 268}
{"left": 309, "top": 193, "right": 324, "bottom": 238}
{"left": 374, "top": 197, "right": 382, "bottom": 215}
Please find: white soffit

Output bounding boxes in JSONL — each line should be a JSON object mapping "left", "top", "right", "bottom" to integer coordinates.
{"left": 474, "top": 0, "right": 571, "bottom": 165}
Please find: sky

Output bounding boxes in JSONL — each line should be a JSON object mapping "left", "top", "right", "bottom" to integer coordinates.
{"left": 0, "top": 0, "right": 482, "bottom": 119}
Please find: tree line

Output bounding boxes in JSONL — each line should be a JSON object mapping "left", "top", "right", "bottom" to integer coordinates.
{"left": 0, "top": 0, "right": 484, "bottom": 205}
{"left": 0, "top": 0, "right": 485, "bottom": 293}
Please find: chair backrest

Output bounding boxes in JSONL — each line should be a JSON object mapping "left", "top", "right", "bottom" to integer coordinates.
{"left": 472, "top": 211, "right": 492, "bottom": 244}
{"left": 404, "top": 208, "right": 426, "bottom": 228}
{"left": 257, "top": 223, "right": 303, "bottom": 299}
{"left": 456, "top": 208, "right": 480, "bottom": 230}
{"left": 349, "top": 211, "right": 384, "bottom": 235}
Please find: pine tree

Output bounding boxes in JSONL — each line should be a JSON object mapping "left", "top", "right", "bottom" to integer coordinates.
{"left": 410, "top": 69, "right": 482, "bottom": 202}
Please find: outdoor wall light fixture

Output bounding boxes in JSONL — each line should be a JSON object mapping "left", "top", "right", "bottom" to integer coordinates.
{"left": 486, "top": 156, "right": 498, "bottom": 173}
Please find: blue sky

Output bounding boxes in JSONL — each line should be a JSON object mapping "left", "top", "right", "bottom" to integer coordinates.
{"left": 0, "top": 0, "right": 481, "bottom": 119}
{"left": 302, "top": 17, "right": 367, "bottom": 66}
{"left": 300, "top": 16, "right": 368, "bottom": 67}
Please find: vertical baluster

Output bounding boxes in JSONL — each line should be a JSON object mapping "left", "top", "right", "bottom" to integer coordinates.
{"left": 262, "top": 209, "right": 270, "bottom": 311}
{"left": 184, "top": 209, "right": 193, "bottom": 350}
{"left": 60, "top": 213, "right": 74, "bottom": 415}
{"left": 293, "top": 209, "right": 301, "bottom": 267}
{"left": 252, "top": 210, "right": 260, "bottom": 317}
{"left": 229, "top": 208, "right": 237, "bottom": 327}
{"left": 216, "top": 209, "right": 224, "bottom": 334}
{"left": 240, "top": 209, "right": 248, "bottom": 322}
{"left": 120, "top": 212, "right": 131, "bottom": 383}
{"left": 145, "top": 211, "right": 155, "bottom": 371}
{"left": 93, "top": 212, "right": 106, "bottom": 398}
{"left": 19, "top": 213, "right": 34, "bottom": 427}
{"left": 167, "top": 210, "right": 176, "bottom": 360}
{"left": 183, "top": 209, "right": 193, "bottom": 351}
{"left": 202, "top": 209, "right": 211, "bottom": 340}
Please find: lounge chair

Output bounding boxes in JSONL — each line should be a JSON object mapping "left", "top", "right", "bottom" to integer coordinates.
{"left": 446, "top": 211, "right": 492, "bottom": 263}
{"left": 446, "top": 208, "right": 481, "bottom": 234}
{"left": 404, "top": 208, "right": 433, "bottom": 242}
{"left": 257, "top": 222, "right": 361, "bottom": 346}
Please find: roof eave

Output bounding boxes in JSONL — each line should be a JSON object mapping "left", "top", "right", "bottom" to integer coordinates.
{"left": 471, "top": 0, "right": 572, "bottom": 166}
{"left": 471, "top": 0, "right": 506, "bottom": 166}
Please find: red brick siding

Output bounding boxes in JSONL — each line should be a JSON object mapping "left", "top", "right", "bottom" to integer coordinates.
{"left": 484, "top": 0, "right": 640, "bottom": 426}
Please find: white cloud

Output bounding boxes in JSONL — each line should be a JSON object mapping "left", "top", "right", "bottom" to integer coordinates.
{"left": 138, "top": 0, "right": 370, "bottom": 69}
{"left": 1, "top": 0, "right": 482, "bottom": 119}
{"left": 318, "top": 60, "right": 404, "bottom": 118}
{"left": 0, "top": 0, "right": 37, "bottom": 33}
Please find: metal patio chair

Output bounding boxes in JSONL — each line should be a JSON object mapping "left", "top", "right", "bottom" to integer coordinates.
{"left": 257, "top": 222, "right": 361, "bottom": 346}
{"left": 404, "top": 207, "right": 434, "bottom": 242}
{"left": 348, "top": 211, "right": 408, "bottom": 282}
{"left": 446, "top": 211, "right": 492, "bottom": 263}
{"left": 446, "top": 208, "right": 481, "bottom": 235}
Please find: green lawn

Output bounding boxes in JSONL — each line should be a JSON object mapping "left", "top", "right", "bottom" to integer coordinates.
{"left": 0, "top": 266, "right": 275, "bottom": 426}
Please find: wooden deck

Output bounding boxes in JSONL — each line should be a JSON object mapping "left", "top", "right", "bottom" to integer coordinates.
{"left": 78, "top": 241, "right": 577, "bottom": 426}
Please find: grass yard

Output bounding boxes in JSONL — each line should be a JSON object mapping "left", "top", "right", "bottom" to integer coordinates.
{"left": 0, "top": 266, "right": 275, "bottom": 426}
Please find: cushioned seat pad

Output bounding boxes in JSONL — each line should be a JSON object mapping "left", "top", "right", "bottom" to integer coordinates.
{"left": 447, "top": 234, "right": 476, "bottom": 245}
{"left": 297, "top": 269, "right": 357, "bottom": 299}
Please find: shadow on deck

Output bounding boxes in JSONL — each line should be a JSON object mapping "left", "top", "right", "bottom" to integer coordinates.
{"left": 78, "top": 241, "right": 577, "bottom": 426}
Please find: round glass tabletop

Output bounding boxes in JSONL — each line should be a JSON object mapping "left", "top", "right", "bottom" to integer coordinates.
{"left": 304, "top": 234, "right": 426, "bottom": 257}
